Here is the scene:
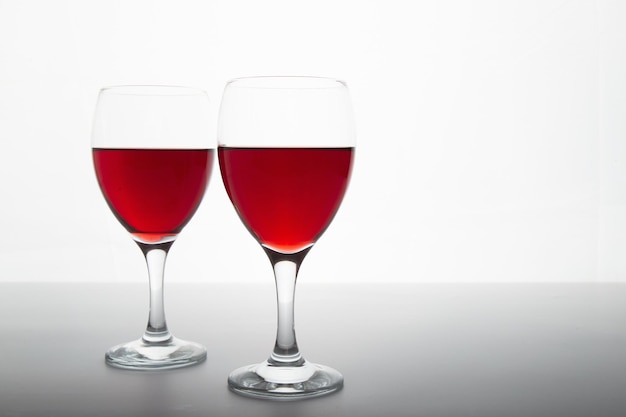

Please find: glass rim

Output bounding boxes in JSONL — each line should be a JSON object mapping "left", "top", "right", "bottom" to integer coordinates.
{"left": 99, "top": 85, "right": 208, "bottom": 96}
{"left": 225, "top": 76, "right": 348, "bottom": 90}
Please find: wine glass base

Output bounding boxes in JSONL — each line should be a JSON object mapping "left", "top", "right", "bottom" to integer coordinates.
{"left": 105, "top": 337, "right": 206, "bottom": 371}
{"left": 228, "top": 360, "right": 343, "bottom": 400}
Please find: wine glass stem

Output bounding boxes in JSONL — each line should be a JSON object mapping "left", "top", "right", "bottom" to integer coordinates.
{"left": 269, "top": 258, "right": 305, "bottom": 365}
{"left": 138, "top": 241, "right": 174, "bottom": 343}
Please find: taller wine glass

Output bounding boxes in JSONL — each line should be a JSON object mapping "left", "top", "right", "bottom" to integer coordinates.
{"left": 218, "top": 76, "right": 355, "bottom": 399}
{"left": 92, "top": 85, "right": 213, "bottom": 370}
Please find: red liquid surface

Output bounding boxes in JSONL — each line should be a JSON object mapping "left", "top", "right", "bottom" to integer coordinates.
{"left": 219, "top": 147, "right": 354, "bottom": 253}
{"left": 93, "top": 148, "right": 213, "bottom": 243}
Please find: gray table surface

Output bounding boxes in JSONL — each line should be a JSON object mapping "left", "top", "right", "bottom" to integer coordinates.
{"left": 1, "top": 282, "right": 626, "bottom": 417}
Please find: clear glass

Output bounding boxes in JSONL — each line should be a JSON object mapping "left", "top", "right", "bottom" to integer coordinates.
{"left": 218, "top": 76, "right": 355, "bottom": 399}
{"left": 91, "top": 85, "right": 214, "bottom": 370}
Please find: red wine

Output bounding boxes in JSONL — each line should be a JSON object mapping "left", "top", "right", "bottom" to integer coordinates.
{"left": 219, "top": 147, "right": 354, "bottom": 253}
{"left": 93, "top": 148, "right": 213, "bottom": 243}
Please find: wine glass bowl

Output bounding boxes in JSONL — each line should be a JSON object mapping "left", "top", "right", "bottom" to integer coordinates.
{"left": 218, "top": 76, "right": 355, "bottom": 399}
{"left": 92, "top": 85, "right": 213, "bottom": 370}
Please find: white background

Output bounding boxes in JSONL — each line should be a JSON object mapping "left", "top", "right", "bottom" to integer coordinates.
{"left": 1, "top": 0, "right": 625, "bottom": 283}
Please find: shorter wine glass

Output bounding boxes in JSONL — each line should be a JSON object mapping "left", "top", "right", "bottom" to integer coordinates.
{"left": 218, "top": 76, "right": 355, "bottom": 398}
{"left": 91, "top": 85, "right": 214, "bottom": 370}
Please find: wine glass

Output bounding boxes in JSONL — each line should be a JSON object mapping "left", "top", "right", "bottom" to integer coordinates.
{"left": 91, "top": 85, "right": 214, "bottom": 370}
{"left": 218, "top": 76, "right": 355, "bottom": 399}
